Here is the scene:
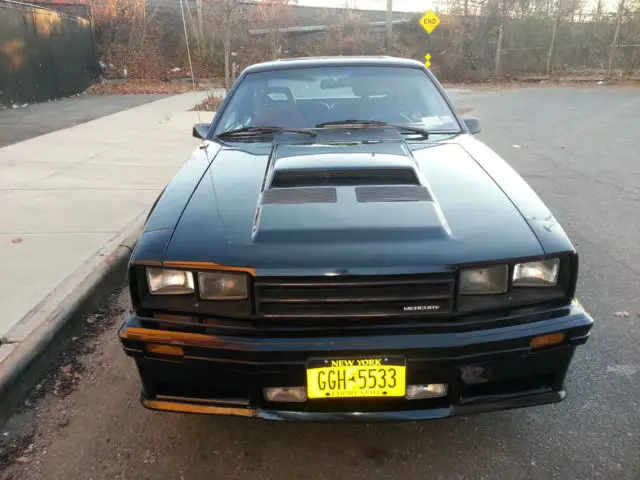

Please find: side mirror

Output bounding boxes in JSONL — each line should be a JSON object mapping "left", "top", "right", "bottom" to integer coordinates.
{"left": 463, "top": 117, "right": 481, "bottom": 134}
{"left": 192, "top": 123, "right": 210, "bottom": 139}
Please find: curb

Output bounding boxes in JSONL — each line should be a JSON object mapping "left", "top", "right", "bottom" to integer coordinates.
{"left": 0, "top": 229, "right": 141, "bottom": 428}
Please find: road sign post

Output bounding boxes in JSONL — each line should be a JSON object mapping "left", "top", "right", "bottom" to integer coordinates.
{"left": 419, "top": 9, "right": 440, "bottom": 69}
{"left": 419, "top": 10, "right": 440, "bottom": 34}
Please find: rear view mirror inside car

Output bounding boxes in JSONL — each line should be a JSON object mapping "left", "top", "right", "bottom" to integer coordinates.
{"left": 320, "top": 77, "right": 351, "bottom": 89}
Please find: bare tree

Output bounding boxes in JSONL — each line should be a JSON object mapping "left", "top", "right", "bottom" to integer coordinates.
{"left": 546, "top": 0, "right": 574, "bottom": 76}
{"left": 494, "top": 15, "right": 504, "bottom": 76}
{"left": 609, "top": 0, "right": 626, "bottom": 74}
{"left": 546, "top": 12, "right": 559, "bottom": 76}
{"left": 196, "top": 0, "right": 204, "bottom": 50}
{"left": 492, "top": 0, "right": 520, "bottom": 78}
{"left": 214, "top": 0, "right": 245, "bottom": 90}
{"left": 386, "top": 0, "right": 393, "bottom": 51}
{"left": 250, "top": 0, "right": 294, "bottom": 60}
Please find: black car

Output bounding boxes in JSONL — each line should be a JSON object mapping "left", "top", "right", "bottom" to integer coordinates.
{"left": 119, "top": 56, "right": 593, "bottom": 421}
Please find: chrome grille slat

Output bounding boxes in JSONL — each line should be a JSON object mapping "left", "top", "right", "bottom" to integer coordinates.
{"left": 259, "top": 295, "right": 450, "bottom": 304}
{"left": 256, "top": 276, "right": 453, "bottom": 288}
{"left": 254, "top": 274, "right": 455, "bottom": 319}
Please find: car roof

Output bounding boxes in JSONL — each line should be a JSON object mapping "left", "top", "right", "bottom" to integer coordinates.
{"left": 242, "top": 56, "right": 425, "bottom": 74}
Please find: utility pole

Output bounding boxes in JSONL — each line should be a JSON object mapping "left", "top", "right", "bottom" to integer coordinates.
{"left": 386, "top": 0, "right": 392, "bottom": 51}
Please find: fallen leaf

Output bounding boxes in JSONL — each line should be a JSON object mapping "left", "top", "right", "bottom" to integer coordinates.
{"left": 86, "top": 80, "right": 196, "bottom": 95}
{"left": 192, "top": 95, "right": 223, "bottom": 112}
{"left": 613, "top": 311, "right": 630, "bottom": 317}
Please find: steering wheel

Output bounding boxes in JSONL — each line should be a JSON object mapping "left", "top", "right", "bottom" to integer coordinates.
{"left": 369, "top": 113, "right": 413, "bottom": 124}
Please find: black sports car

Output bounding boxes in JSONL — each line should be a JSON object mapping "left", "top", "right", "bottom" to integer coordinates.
{"left": 119, "top": 56, "right": 593, "bottom": 421}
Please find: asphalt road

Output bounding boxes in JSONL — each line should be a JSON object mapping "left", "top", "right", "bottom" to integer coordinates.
{"left": 1, "top": 85, "right": 639, "bottom": 480}
{"left": 0, "top": 94, "right": 168, "bottom": 148}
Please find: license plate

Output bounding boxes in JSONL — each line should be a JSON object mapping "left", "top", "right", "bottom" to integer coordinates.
{"left": 306, "top": 356, "right": 406, "bottom": 399}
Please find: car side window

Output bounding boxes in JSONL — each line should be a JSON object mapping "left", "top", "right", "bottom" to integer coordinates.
{"left": 220, "top": 87, "right": 257, "bottom": 131}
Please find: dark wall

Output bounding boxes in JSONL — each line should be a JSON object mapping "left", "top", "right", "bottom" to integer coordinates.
{"left": 0, "top": 2, "right": 98, "bottom": 106}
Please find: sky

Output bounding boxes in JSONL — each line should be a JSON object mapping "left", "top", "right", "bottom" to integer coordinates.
{"left": 294, "top": 0, "right": 433, "bottom": 13}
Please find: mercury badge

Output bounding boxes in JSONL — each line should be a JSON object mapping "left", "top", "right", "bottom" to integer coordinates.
{"left": 403, "top": 305, "right": 441, "bottom": 312}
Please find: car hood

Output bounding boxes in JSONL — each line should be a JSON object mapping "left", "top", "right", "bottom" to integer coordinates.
{"left": 159, "top": 136, "right": 551, "bottom": 276}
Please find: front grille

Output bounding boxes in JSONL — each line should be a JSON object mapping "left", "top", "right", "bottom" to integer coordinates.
{"left": 254, "top": 274, "right": 455, "bottom": 319}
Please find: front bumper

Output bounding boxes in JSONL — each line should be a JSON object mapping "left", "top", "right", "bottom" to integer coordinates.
{"left": 119, "top": 304, "right": 593, "bottom": 422}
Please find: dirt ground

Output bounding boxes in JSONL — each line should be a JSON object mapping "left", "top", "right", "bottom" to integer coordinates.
{"left": 0, "top": 288, "right": 132, "bottom": 480}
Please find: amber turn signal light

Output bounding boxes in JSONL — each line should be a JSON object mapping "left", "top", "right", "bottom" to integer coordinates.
{"left": 145, "top": 344, "right": 184, "bottom": 356}
{"left": 530, "top": 332, "right": 566, "bottom": 350}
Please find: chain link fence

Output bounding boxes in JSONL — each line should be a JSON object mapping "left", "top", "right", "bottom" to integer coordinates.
{"left": 227, "top": 8, "right": 640, "bottom": 82}
{"left": 85, "top": 1, "right": 640, "bottom": 83}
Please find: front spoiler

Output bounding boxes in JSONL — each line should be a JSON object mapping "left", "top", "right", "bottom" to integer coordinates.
{"left": 141, "top": 390, "right": 565, "bottom": 422}
{"left": 124, "top": 302, "right": 593, "bottom": 422}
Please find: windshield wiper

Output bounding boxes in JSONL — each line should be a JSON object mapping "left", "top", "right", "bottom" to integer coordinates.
{"left": 315, "top": 119, "right": 429, "bottom": 139}
{"left": 215, "top": 126, "right": 316, "bottom": 139}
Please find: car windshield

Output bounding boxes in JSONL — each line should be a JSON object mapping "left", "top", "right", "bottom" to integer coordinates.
{"left": 212, "top": 65, "right": 462, "bottom": 137}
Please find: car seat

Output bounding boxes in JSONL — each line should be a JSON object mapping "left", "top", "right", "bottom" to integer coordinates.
{"left": 252, "top": 86, "right": 306, "bottom": 129}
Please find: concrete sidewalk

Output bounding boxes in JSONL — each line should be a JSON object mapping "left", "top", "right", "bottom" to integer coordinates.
{"left": 0, "top": 91, "right": 219, "bottom": 362}
{"left": 0, "top": 94, "right": 170, "bottom": 148}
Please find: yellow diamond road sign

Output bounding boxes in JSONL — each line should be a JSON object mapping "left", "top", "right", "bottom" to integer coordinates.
{"left": 420, "top": 10, "right": 440, "bottom": 34}
{"left": 424, "top": 53, "right": 432, "bottom": 68}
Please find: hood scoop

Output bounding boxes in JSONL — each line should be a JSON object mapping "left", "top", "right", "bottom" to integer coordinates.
{"left": 267, "top": 141, "right": 424, "bottom": 189}
{"left": 251, "top": 141, "right": 448, "bottom": 243}
{"left": 260, "top": 141, "right": 434, "bottom": 206}
{"left": 271, "top": 167, "right": 420, "bottom": 188}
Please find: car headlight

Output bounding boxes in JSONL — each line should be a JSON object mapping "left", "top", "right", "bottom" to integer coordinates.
{"left": 513, "top": 258, "right": 560, "bottom": 287}
{"left": 459, "top": 265, "right": 508, "bottom": 295}
{"left": 147, "top": 268, "right": 195, "bottom": 295}
{"left": 198, "top": 272, "right": 248, "bottom": 300}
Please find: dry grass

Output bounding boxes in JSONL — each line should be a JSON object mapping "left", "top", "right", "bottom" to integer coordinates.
{"left": 191, "top": 94, "right": 224, "bottom": 111}
{"left": 86, "top": 80, "right": 196, "bottom": 95}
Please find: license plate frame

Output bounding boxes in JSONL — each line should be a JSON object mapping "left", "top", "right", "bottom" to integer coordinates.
{"left": 305, "top": 356, "right": 407, "bottom": 399}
